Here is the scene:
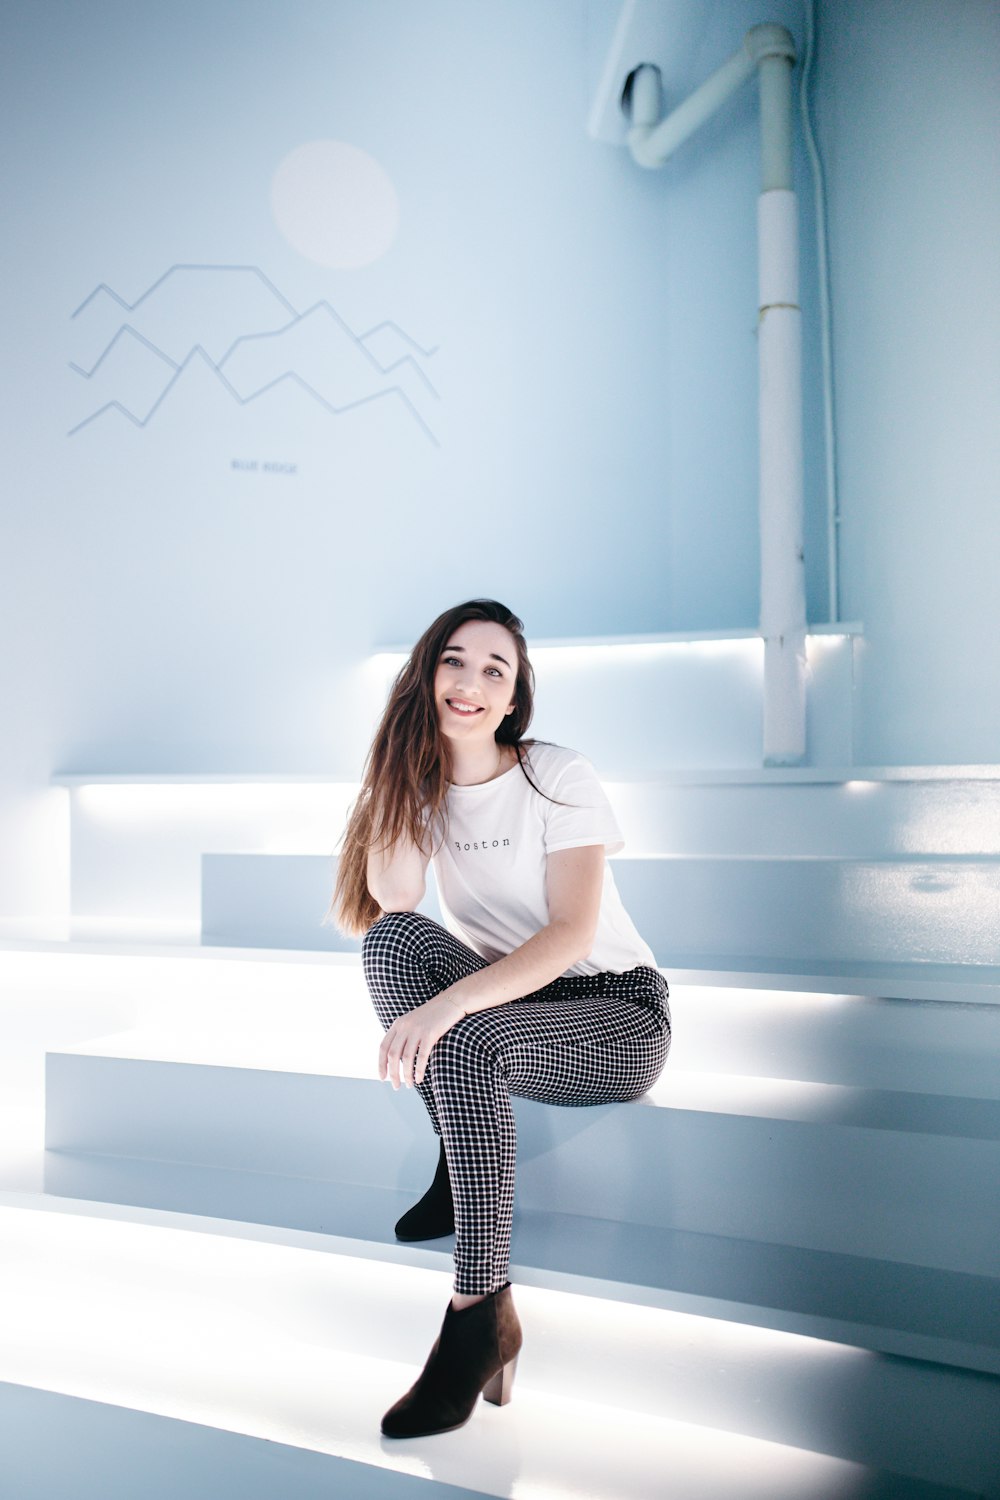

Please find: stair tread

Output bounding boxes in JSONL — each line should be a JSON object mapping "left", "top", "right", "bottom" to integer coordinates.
{"left": 49, "top": 1036, "right": 1000, "bottom": 1140}
{"left": 0, "top": 1382, "right": 492, "bottom": 1500}
{"left": 5, "top": 936, "right": 1000, "bottom": 999}
{"left": 0, "top": 1381, "right": 977, "bottom": 1500}
{"left": 33, "top": 1160, "right": 1000, "bottom": 1369}
{"left": 1, "top": 1199, "right": 995, "bottom": 1500}
{"left": 48, "top": 763, "right": 1000, "bottom": 784}
{"left": 666, "top": 953, "right": 1000, "bottom": 1000}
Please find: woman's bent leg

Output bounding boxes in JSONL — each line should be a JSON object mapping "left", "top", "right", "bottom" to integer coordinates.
{"left": 429, "top": 971, "right": 670, "bottom": 1296}
{"left": 361, "top": 910, "right": 489, "bottom": 1134}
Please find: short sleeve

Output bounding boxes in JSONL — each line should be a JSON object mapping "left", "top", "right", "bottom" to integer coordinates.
{"left": 538, "top": 749, "right": 624, "bottom": 856}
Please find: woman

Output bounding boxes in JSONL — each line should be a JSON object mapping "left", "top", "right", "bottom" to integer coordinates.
{"left": 334, "top": 599, "right": 670, "bottom": 1438}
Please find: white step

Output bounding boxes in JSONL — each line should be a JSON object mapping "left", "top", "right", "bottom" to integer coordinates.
{"left": 200, "top": 851, "right": 442, "bottom": 951}
{"left": 667, "top": 955, "right": 1000, "bottom": 1006}
{"left": 37, "top": 1148, "right": 1000, "bottom": 1377}
{"left": 42, "top": 1050, "right": 1000, "bottom": 1361}
{"left": 10, "top": 940, "right": 1000, "bottom": 1091}
{"left": 44, "top": 1042, "right": 1000, "bottom": 1270}
{"left": 0, "top": 1197, "right": 993, "bottom": 1499}
{"left": 55, "top": 628, "right": 858, "bottom": 799}
{"left": 39, "top": 963, "right": 1000, "bottom": 1371}
{"left": 610, "top": 769, "right": 1000, "bottom": 857}
{"left": 10, "top": 943, "right": 1000, "bottom": 1371}
{"left": 196, "top": 848, "right": 1000, "bottom": 968}
{"left": 521, "top": 628, "right": 858, "bottom": 769}
{"left": 55, "top": 759, "right": 1000, "bottom": 944}
{"left": 0, "top": 1383, "right": 487, "bottom": 1500}
{"left": 613, "top": 855, "right": 1000, "bottom": 966}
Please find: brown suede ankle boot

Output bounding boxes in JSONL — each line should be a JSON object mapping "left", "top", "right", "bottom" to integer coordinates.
{"left": 381, "top": 1283, "right": 523, "bottom": 1439}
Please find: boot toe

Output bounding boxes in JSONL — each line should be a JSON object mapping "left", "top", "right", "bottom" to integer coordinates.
{"left": 381, "top": 1394, "right": 469, "bottom": 1439}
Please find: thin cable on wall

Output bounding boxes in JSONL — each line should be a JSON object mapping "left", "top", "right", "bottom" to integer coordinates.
{"left": 799, "top": 0, "right": 841, "bottom": 625}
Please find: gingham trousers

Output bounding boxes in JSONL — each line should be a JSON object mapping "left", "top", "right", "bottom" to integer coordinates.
{"left": 362, "top": 910, "right": 671, "bottom": 1296}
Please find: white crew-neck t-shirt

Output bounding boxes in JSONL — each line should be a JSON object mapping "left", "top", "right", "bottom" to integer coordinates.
{"left": 429, "top": 741, "right": 656, "bottom": 977}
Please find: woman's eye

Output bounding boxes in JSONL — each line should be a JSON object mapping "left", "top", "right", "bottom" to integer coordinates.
{"left": 443, "top": 656, "right": 461, "bottom": 667}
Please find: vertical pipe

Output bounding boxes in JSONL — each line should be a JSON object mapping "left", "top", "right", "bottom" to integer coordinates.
{"left": 758, "top": 52, "right": 806, "bottom": 765}
{"left": 760, "top": 52, "right": 793, "bottom": 189}
{"left": 799, "top": 0, "right": 841, "bottom": 624}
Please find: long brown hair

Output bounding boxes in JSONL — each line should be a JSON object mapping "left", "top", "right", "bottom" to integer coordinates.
{"left": 333, "top": 599, "right": 536, "bottom": 935}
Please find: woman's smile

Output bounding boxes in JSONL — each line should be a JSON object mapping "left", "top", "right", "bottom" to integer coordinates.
{"left": 434, "top": 619, "right": 518, "bottom": 748}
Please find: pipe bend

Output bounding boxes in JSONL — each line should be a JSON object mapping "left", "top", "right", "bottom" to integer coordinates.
{"left": 744, "top": 23, "right": 796, "bottom": 67}
{"left": 626, "top": 125, "right": 661, "bottom": 169}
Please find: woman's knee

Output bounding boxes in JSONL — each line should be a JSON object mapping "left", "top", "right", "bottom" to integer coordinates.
{"left": 431, "top": 1014, "right": 503, "bottom": 1086}
{"left": 361, "top": 909, "right": 443, "bottom": 973}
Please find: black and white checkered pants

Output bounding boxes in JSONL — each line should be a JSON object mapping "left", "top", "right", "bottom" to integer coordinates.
{"left": 362, "top": 910, "right": 671, "bottom": 1296}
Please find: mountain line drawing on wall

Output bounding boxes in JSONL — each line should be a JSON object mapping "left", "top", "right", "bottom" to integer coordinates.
{"left": 68, "top": 263, "right": 440, "bottom": 446}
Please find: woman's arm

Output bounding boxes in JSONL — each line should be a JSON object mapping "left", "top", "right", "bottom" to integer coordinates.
{"left": 367, "top": 831, "right": 430, "bottom": 913}
{"left": 444, "top": 843, "right": 604, "bottom": 1011}
{"left": 379, "top": 843, "right": 605, "bottom": 1088}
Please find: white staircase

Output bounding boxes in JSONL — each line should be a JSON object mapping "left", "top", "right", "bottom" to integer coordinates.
{"left": 38, "top": 956, "right": 1000, "bottom": 1369}
{"left": 2, "top": 1193, "right": 988, "bottom": 1499}
{"left": 2, "top": 734, "right": 999, "bottom": 1496}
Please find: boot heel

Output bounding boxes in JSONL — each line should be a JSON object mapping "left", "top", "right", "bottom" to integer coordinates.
{"left": 483, "top": 1355, "right": 518, "bottom": 1407}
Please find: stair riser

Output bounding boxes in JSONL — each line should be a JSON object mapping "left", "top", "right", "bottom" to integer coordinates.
{"left": 670, "top": 993, "right": 1000, "bottom": 1098}
{"left": 199, "top": 852, "right": 1000, "bottom": 966}
{"left": 529, "top": 636, "right": 855, "bottom": 769}
{"left": 615, "top": 860, "right": 1000, "bottom": 966}
{"left": 200, "top": 853, "right": 441, "bottom": 952}
{"left": 45, "top": 1057, "right": 1000, "bottom": 1277}
{"left": 607, "top": 778, "right": 1000, "bottom": 858}
{"left": 65, "top": 767, "right": 1000, "bottom": 937}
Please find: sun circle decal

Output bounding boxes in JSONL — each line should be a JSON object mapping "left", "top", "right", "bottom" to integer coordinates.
{"left": 270, "top": 140, "right": 400, "bottom": 269}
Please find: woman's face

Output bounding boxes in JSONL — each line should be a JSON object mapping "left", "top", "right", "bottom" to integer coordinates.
{"left": 433, "top": 619, "right": 518, "bottom": 746}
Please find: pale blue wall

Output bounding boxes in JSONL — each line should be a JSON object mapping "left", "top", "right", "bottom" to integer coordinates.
{"left": 1, "top": 0, "right": 784, "bottom": 783}
{"left": 0, "top": 0, "right": 809, "bottom": 925}
{"left": 816, "top": 0, "right": 1000, "bottom": 764}
{"left": 1, "top": 0, "right": 997, "bottom": 928}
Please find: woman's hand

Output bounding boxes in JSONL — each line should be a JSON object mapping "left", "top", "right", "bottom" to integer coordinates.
{"left": 379, "top": 992, "right": 467, "bottom": 1090}
{"left": 377, "top": 847, "right": 606, "bottom": 1087}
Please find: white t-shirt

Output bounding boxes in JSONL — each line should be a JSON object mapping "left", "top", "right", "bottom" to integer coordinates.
{"left": 430, "top": 741, "right": 656, "bottom": 977}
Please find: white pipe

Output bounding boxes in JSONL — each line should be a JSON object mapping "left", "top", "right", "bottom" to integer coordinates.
{"left": 627, "top": 62, "right": 662, "bottom": 131}
{"left": 627, "top": 46, "right": 755, "bottom": 168}
{"left": 799, "top": 0, "right": 841, "bottom": 624}
{"left": 757, "top": 41, "right": 806, "bottom": 764}
{"left": 626, "top": 24, "right": 795, "bottom": 170}
{"left": 758, "top": 188, "right": 806, "bottom": 764}
{"left": 622, "top": 22, "right": 807, "bottom": 764}
{"left": 759, "top": 52, "right": 793, "bottom": 189}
